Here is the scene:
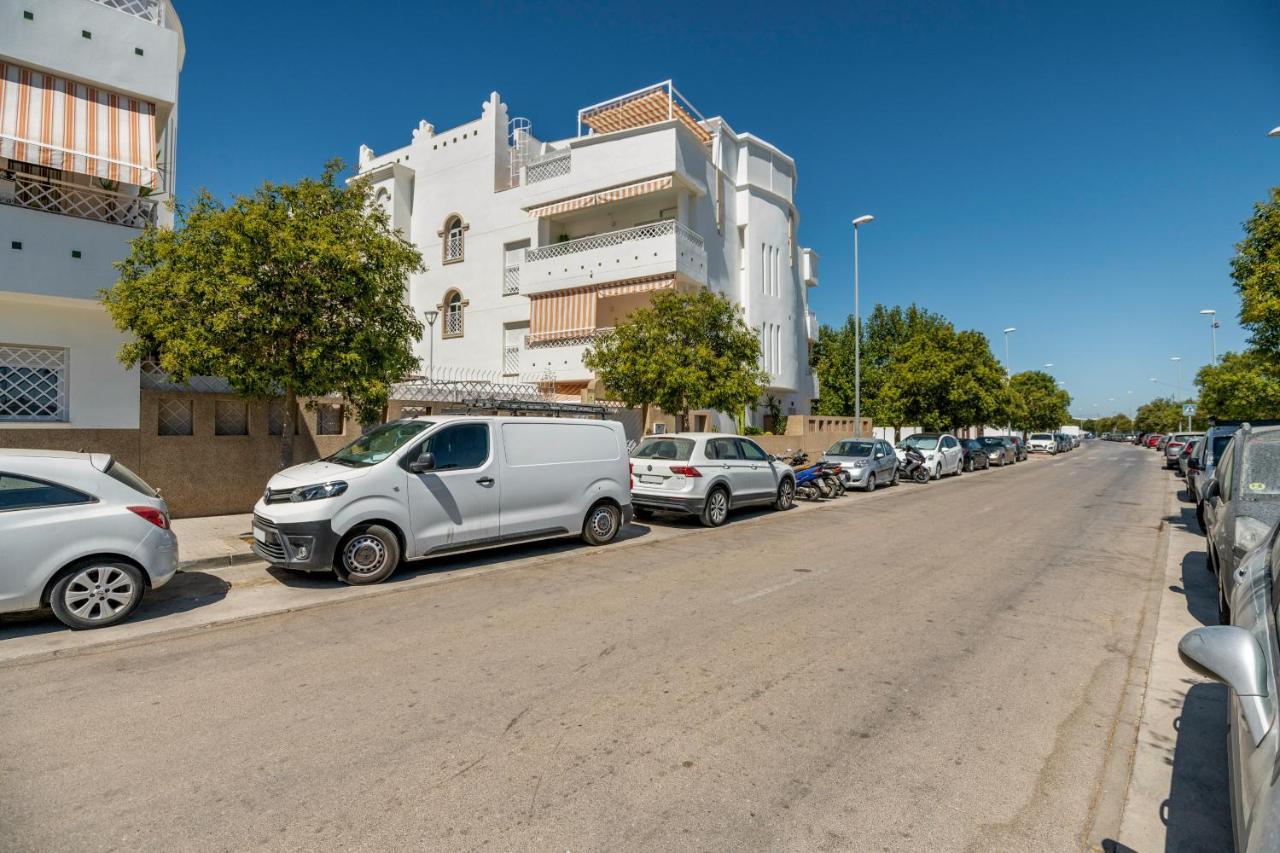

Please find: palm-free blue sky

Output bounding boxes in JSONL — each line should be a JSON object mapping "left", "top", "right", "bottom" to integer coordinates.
{"left": 173, "top": 0, "right": 1280, "bottom": 419}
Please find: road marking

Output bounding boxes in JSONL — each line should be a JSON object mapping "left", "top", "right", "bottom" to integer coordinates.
{"left": 734, "top": 570, "right": 827, "bottom": 604}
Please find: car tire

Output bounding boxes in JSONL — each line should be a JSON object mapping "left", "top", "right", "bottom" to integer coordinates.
{"left": 964, "top": 458, "right": 972, "bottom": 472}
{"left": 337, "top": 524, "right": 401, "bottom": 585}
{"left": 701, "top": 486, "right": 731, "bottom": 527}
{"left": 1196, "top": 505, "right": 1206, "bottom": 534}
{"left": 774, "top": 478, "right": 795, "bottom": 511}
{"left": 582, "top": 501, "right": 622, "bottom": 546}
{"left": 890, "top": 467, "right": 900, "bottom": 486}
{"left": 49, "top": 560, "right": 145, "bottom": 630}
{"left": 865, "top": 472, "right": 877, "bottom": 492}
{"left": 932, "top": 463, "right": 942, "bottom": 480}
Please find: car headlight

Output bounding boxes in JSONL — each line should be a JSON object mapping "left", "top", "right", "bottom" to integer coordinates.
{"left": 290, "top": 481, "right": 349, "bottom": 502}
{"left": 1234, "top": 516, "right": 1272, "bottom": 555}
{"left": 852, "top": 459, "right": 868, "bottom": 468}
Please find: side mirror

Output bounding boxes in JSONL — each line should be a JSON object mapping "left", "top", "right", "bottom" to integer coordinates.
{"left": 1179, "top": 626, "right": 1272, "bottom": 746}
{"left": 408, "top": 451, "right": 436, "bottom": 473}
{"left": 1205, "top": 478, "right": 1220, "bottom": 501}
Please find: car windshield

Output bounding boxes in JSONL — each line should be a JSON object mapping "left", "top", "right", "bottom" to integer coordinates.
{"left": 828, "top": 441, "right": 873, "bottom": 457}
{"left": 632, "top": 437, "right": 695, "bottom": 461}
{"left": 326, "top": 420, "right": 433, "bottom": 467}
{"left": 1031, "top": 433, "right": 1052, "bottom": 440}
{"left": 899, "top": 435, "right": 939, "bottom": 450}
{"left": 1242, "top": 435, "right": 1280, "bottom": 496}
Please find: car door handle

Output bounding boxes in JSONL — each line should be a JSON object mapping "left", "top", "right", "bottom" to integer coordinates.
{"left": 476, "top": 477, "right": 495, "bottom": 487}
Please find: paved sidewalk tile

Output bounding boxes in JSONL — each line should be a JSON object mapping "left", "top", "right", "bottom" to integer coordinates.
{"left": 171, "top": 513, "right": 254, "bottom": 567}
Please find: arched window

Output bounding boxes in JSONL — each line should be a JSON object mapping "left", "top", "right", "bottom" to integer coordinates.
{"left": 442, "top": 289, "right": 466, "bottom": 338}
{"left": 441, "top": 214, "right": 466, "bottom": 263}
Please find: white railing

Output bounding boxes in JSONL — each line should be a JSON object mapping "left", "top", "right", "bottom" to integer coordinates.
{"left": 526, "top": 151, "right": 571, "bottom": 184}
{"left": 503, "top": 346, "right": 520, "bottom": 375}
{"left": 445, "top": 308, "right": 464, "bottom": 336}
{"left": 526, "top": 327, "right": 615, "bottom": 347}
{"left": 503, "top": 264, "right": 520, "bottom": 295}
{"left": 1, "top": 171, "right": 157, "bottom": 228}
{"left": 88, "top": 0, "right": 165, "bottom": 24}
{"left": 525, "top": 220, "right": 703, "bottom": 263}
{"left": 445, "top": 229, "right": 464, "bottom": 261}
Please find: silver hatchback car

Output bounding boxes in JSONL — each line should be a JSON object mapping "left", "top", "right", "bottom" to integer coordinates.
{"left": 629, "top": 433, "right": 796, "bottom": 526}
{"left": 821, "top": 438, "right": 898, "bottom": 491}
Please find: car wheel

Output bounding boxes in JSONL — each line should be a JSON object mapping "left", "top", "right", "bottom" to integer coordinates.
{"left": 865, "top": 472, "right": 877, "bottom": 492}
{"left": 337, "top": 524, "right": 401, "bottom": 585}
{"left": 891, "top": 467, "right": 900, "bottom": 486}
{"left": 964, "top": 458, "right": 972, "bottom": 472}
{"left": 932, "top": 463, "right": 942, "bottom": 480}
{"left": 1196, "top": 505, "right": 1206, "bottom": 534}
{"left": 582, "top": 501, "right": 622, "bottom": 546}
{"left": 774, "top": 478, "right": 795, "bottom": 510}
{"left": 49, "top": 560, "right": 145, "bottom": 630}
{"left": 701, "top": 486, "right": 730, "bottom": 527}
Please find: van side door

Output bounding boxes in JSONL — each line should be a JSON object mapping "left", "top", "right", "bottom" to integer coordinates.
{"left": 402, "top": 422, "right": 501, "bottom": 556}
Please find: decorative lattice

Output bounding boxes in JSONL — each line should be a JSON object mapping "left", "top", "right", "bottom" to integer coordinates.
{"left": 214, "top": 400, "right": 248, "bottom": 436}
{"left": 316, "top": 404, "right": 344, "bottom": 436}
{"left": 139, "top": 362, "right": 236, "bottom": 393}
{"left": 503, "top": 264, "right": 520, "bottom": 295}
{"left": 4, "top": 172, "right": 156, "bottom": 228}
{"left": 157, "top": 399, "right": 192, "bottom": 436}
{"left": 445, "top": 229, "right": 464, "bottom": 261}
{"left": 503, "top": 346, "right": 521, "bottom": 376}
{"left": 0, "top": 345, "right": 67, "bottom": 421}
{"left": 267, "top": 400, "right": 298, "bottom": 436}
{"left": 445, "top": 306, "right": 464, "bottom": 336}
{"left": 526, "top": 152, "right": 571, "bottom": 183}
{"left": 88, "top": 0, "right": 164, "bottom": 24}
{"left": 525, "top": 220, "right": 703, "bottom": 263}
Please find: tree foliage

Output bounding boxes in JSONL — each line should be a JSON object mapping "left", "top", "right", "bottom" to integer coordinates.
{"left": 1233, "top": 187, "right": 1280, "bottom": 359}
{"left": 583, "top": 288, "right": 767, "bottom": 432}
{"left": 1008, "top": 370, "right": 1072, "bottom": 431}
{"left": 1195, "top": 350, "right": 1280, "bottom": 423}
{"left": 103, "top": 160, "right": 425, "bottom": 467}
{"left": 1082, "top": 413, "right": 1134, "bottom": 434}
{"left": 1134, "top": 397, "right": 1188, "bottom": 434}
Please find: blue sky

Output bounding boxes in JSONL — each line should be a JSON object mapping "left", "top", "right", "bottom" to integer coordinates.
{"left": 173, "top": 0, "right": 1280, "bottom": 419}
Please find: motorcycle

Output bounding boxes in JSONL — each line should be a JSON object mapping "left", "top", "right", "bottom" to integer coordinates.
{"left": 898, "top": 446, "right": 930, "bottom": 484}
{"left": 782, "top": 451, "right": 830, "bottom": 501}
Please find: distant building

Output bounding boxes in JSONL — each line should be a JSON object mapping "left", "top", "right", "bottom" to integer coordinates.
{"left": 0, "top": 0, "right": 184, "bottom": 437}
{"left": 356, "top": 82, "right": 820, "bottom": 431}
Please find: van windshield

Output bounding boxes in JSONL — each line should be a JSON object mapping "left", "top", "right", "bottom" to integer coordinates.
{"left": 327, "top": 420, "right": 433, "bottom": 467}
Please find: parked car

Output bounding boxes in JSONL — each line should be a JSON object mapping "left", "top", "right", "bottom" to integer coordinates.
{"left": 978, "top": 436, "right": 1017, "bottom": 466}
{"left": 630, "top": 432, "right": 796, "bottom": 526}
{"left": 0, "top": 450, "right": 177, "bottom": 629}
{"left": 1190, "top": 423, "right": 1280, "bottom": 528}
{"left": 1009, "top": 436, "right": 1028, "bottom": 461}
{"left": 958, "top": 439, "right": 992, "bottom": 472}
{"left": 253, "top": 416, "right": 632, "bottom": 584}
{"left": 1072, "top": 433, "right": 1083, "bottom": 448}
{"left": 1164, "top": 432, "right": 1204, "bottom": 469}
{"left": 1179, "top": 521, "right": 1280, "bottom": 852}
{"left": 1202, "top": 425, "right": 1280, "bottom": 623}
{"left": 1177, "top": 439, "right": 1200, "bottom": 479}
{"left": 1147, "top": 434, "right": 1164, "bottom": 449}
{"left": 1055, "top": 433, "right": 1072, "bottom": 453}
{"left": 1134, "top": 432, "right": 1148, "bottom": 445}
{"left": 821, "top": 438, "right": 899, "bottom": 491}
{"left": 1028, "top": 432, "right": 1057, "bottom": 454}
{"left": 895, "top": 433, "right": 964, "bottom": 479}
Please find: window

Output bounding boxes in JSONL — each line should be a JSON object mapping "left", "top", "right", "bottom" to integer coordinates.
{"left": 157, "top": 398, "right": 193, "bottom": 435}
{"left": 632, "top": 437, "right": 693, "bottom": 461}
{"left": 214, "top": 400, "right": 248, "bottom": 436}
{"left": 329, "top": 420, "right": 433, "bottom": 467}
{"left": 316, "top": 404, "right": 345, "bottom": 436}
{"left": 0, "top": 344, "right": 68, "bottom": 422}
{"left": 737, "top": 439, "right": 769, "bottom": 462}
{"left": 268, "top": 400, "right": 299, "bottom": 436}
{"left": 104, "top": 461, "right": 157, "bottom": 497}
{"left": 706, "top": 438, "right": 741, "bottom": 460}
{"left": 442, "top": 214, "right": 465, "bottom": 263}
{"left": 412, "top": 423, "right": 489, "bottom": 470}
{"left": 442, "top": 290, "right": 465, "bottom": 338}
{"left": 0, "top": 473, "right": 93, "bottom": 512}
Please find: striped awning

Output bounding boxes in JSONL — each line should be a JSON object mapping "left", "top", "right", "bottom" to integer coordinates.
{"left": 596, "top": 275, "right": 675, "bottom": 298}
{"left": 526, "top": 174, "right": 673, "bottom": 219}
{"left": 0, "top": 62, "right": 159, "bottom": 188}
{"left": 528, "top": 286, "right": 598, "bottom": 344}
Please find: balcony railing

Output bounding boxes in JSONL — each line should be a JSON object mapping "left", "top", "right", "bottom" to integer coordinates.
{"left": 526, "top": 150, "right": 571, "bottom": 184}
{"left": 525, "top": 220, "right": 703, "bottom": 263}
{"left": 526, "top": 327, "right": 615, "bottom": 348}
{"left": 0, "top": 171, "right": 157, "bottom": 228}
{"left": 88, "top": 0, "right": 166, "bottom": 24}
{"left": 502, "top": 346, "right": 520, "bottom": 375}
{"left": 503, "top": 264, "right": 520, "bottom": 295}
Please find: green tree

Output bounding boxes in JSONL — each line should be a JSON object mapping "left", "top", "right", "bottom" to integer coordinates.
{"left": 947, "top": 330, "right": 1010, "bottom": 431}
{"left": 103, "top": 159, "right": 424, "bottom": 468}
{"left": 1233, "top": 187, "right": 1280, "bottom": 359}
{"left": 1195, "top": 350, "right": 1280, "bottom": 422}
{"left": 1134, "top": 397, "right": 1185, "bottom": 434}
{"left": 1008, "top": 371, "right": 1072, "bottom": 431}
{"left": 584, "top": 288, "right": 767, "bottom": 433}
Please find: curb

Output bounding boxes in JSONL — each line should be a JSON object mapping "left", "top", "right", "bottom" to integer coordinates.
{"left": 178, "top": 551, "right": 261, "bottom": 573}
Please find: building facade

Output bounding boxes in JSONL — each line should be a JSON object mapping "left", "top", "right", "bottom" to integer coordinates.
{"left": 0, "top": 0, "right": 183, "bottom": 437}
{"left": 356, "top": 82, "right": 820, "bottom": 431}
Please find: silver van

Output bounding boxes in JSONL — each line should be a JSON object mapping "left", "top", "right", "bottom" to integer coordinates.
{"left": 252, "top": 416, "right": 632, "bottom": 584}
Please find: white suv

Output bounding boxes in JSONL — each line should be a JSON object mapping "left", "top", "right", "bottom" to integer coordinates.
{"left": 1028, "top": 433, "right": 1057, "bottom": 454}
{"left": 629, "top": 433, "right": 796, "bottom": 526}
{"left": 0, "top": 450, "right": 178, "bottom": 629}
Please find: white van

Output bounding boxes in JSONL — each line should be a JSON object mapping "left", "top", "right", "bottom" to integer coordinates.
{"left": 251, "top": 416, "right": 632, "bottom": 584}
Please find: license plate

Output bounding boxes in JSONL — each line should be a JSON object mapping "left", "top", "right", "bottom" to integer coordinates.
{"left": 252, "top": 527, "right": 266, "bottom": 543}
{"left": 639, "top": 475, "right": 664, "bottom": 485}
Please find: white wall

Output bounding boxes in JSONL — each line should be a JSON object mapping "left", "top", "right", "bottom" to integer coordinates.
{"left": 0, "top": 204, "right": 138, "bottom": 301}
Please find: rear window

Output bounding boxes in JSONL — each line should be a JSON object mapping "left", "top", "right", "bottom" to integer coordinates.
{"left": 1242, "top": 436, "right": 1280, "bottom": 496}
{"left": 104, "top": 460, "right": 158, "bottom": 497}
{"left": 632, "top": 437, "right": 694, "bottom": 461}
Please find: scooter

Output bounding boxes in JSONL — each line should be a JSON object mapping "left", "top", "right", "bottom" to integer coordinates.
{"left": 898, "top": 446, "right": 930, "bottom": 483}
{"left": 783, "top": 451, "right": 830, "bottom": 500}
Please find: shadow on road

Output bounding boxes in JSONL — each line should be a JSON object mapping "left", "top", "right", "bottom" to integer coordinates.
{"left": 1162, "top": 681, "right": 1233, "bottom": 851}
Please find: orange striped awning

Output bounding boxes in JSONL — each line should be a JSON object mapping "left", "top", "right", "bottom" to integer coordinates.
{"left": 581, "top": 88, "right": 712, "bottom": 145}
{"left": 0, "top": 62, "right": 159, "bottom": 188}
{"left": 526, "top": 174, "right": 673, "bottom": 219}
{"left": 596, "top": 275, "right": 675, "bottom": 298}
{"left": 528, "top": 286, "right": 598, "bottom": 344}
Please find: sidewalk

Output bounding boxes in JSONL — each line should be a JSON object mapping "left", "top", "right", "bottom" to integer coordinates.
{"left": 172, "top": 513, "right": 256, "bottom": 569}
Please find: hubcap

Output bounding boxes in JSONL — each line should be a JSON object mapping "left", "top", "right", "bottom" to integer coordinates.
{"left": 344, "top": 535, "right": 387, "bottom": 575}
{"left": 590, "top": 506, "right": 616, "bottom": 538}
{"left": 710, "top": 491, "right": 728, "bottom": 522}
{"left": 780, "top": 481, "right": 794, "bottom": 506}
{"left": 64, "top": 565, "right": 134, "bottom": 622}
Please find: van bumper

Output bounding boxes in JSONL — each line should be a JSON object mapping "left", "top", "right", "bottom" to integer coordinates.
{"left": 251, "top": 514, "right": 340, "bottom": 572}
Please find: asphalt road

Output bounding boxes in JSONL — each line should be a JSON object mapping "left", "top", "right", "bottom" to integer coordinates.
{"left": 0, "top": 443, "right": 1168, "bottom": 852}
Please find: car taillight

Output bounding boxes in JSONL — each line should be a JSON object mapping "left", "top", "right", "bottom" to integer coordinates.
{"left": 128, "top": 505, "right": 169, "bottom": 529}
{"left": 670, "top": 465, "right": 701, "bottom": 477}
{"left": 629, "top": 462, "right": 634, "bottom": 489}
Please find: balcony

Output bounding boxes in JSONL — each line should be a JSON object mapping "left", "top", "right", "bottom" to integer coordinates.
{"left": 806, "top": 310, "right": 818, "bottom": 342}
{"left": 89, "top": 0, "right": 167, "bottom": 25}
{"left": 521, "top": 220, "right": 707, "bottom": 296}
{"left": 0, "top": 170, "right": 156, "bottom": 228}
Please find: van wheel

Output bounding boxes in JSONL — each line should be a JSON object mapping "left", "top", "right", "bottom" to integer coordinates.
{"left": 701, "top": 487, "right": 730, "bottom": 527}
{"left": 582, "top": 502, "right": 621, "bottom": 546}
{"left": 49, "top": 560, "right": 144, "bottom": 630}
{"left": 338, "top": 524, "right": 400, "bottom": 585}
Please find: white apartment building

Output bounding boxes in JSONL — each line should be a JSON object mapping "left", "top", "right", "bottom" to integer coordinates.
{"left": 0, "top": 0, "right": 183, "bottom": 434}
{"left": 356, "top": 82, "right": 820, "bottom": 431}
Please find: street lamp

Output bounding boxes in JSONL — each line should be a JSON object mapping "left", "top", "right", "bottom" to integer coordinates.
{"left": 1003, "top": 327, "right": 1016, "bottom": 436}
{"left": 1171, "top": 355, "right": 1186, "bottom": 430}
{"left": 424, "top": 309, "right": 439, "bottom": 381}
{"left": 1270, "top": 127, "right": 1280, "bottom": 138}
{"left": 1199, "top": 309, "right": 1219, "bottom": 364}
{"left": 1043, "top": 362, "right": 1053, "bottom": 368}
{"left": 852, "top": 215, "right": 874, "bottom": 437}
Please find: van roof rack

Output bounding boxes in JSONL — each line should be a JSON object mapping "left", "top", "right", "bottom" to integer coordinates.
{"left": 443, "top": 398, "right": 612, "bottom": 419}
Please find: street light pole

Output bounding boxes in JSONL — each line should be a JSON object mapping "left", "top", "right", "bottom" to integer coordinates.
{"left": 1171, "top": 355, "right": 1184, "bottom": 430}
{"left": 852, "top": 215, "right": 874, "bottom": 438}
{"left": 1003, "top": 327, "right": 1016, "bottom": 436}
{"left": 1200, "top": 309, "right": 1218, "bottom": 364}
{"left": 424, "top": 310, "right": 439, "bottom": 382}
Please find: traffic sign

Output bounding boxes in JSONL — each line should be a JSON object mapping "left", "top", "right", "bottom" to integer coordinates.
{"left": 1183, "top": 404, "right": 1197, "bottom": 417}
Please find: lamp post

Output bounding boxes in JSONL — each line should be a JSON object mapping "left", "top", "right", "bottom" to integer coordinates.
{"left": 852, "top": 215, "right": 874, "bottom": 437}
{"left": 424, "top": 309, "right": 439, "bottom": 382}
{"left": 1003, "top": 327, "right": 1016, "bottom": 436}
{"left": 1043, "top": 362, "right": 1053, "bottom": 369}
{"left": 1270, "top": 127, "right": 1280, "bottom": 138}
{"left": 1171, "top": 355, "right": 1186, "bottom": 430}
{"left": 1199, "top": 309, "right": 1219, "bottom": 364}
{"left": 1127, "top": 389, "right": 1134, "bottom": 423}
